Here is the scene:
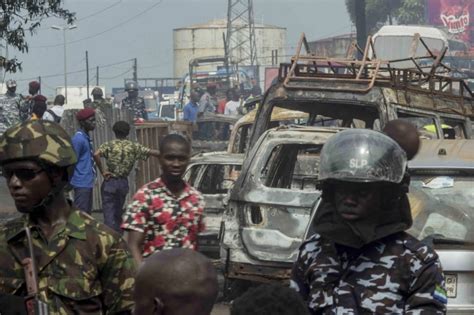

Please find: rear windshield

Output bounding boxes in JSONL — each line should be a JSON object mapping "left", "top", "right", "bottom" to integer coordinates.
{"left": 408, "top": 175, "right": 474, "bottom": 243}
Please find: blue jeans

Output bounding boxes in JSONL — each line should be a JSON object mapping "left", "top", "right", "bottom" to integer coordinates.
{"left": 73, "top": 187, "right": 93, "bottom": 214}
{"left": 101, "top": 177, "right": 129, "bottom": 233}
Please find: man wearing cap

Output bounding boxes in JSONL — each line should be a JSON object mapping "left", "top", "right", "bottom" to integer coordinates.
{"left": 30, "top": 95, "right": 48, "bottom": 121}
{"left": 70, "top": 108, "right": 97, "bottom": 214}
{"left": 19, "top": 81, "right": 41, "bottom": 122}
{"left": 122, "top": 81, "right": 147, "bottom": 121}
{"left": 0, "top": 80, "right": 20, "bottom": 134}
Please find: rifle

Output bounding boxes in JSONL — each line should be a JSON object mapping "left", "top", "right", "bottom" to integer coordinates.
{"left": 21, "top": 226, "right": 49, "bottom": 315}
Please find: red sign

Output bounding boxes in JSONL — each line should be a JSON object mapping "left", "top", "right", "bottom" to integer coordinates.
{"left": 264, "top": 67, "right": 279, "bottom": 92}
{"left": 427, "top": 0, "right": 473, "bottom": 51}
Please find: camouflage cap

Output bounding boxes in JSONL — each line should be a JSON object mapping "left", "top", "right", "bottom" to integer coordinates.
{"left": 91, "top": 87, "right": 103, "bottom": 96}
{"left": 0, "top": 120, "right": 77, "bottom": 167}
{"left": 6, "top": 80, "right": 16, "bottom": 88}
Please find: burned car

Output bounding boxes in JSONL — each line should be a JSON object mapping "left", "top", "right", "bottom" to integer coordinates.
{"left": 184, "top": 152, "right": 243, "bottom": 258}
{"left": 220, "top": 125, "right": 341, "bottom": 284}
{"left": 247, "top": 34, "right": 473, "bottom": 153}
{"left": 192, "top": 113, "right": 239, "bottom": 153}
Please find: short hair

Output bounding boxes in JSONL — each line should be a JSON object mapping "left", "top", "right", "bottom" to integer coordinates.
{"left": 159, "top": 133, "right": 190, "bottom": 153}
{"left": 32, "top": 102, "right": 47, "bottom": 118}
{"left": 113, "top": 121, "right": 130, "bottom": 138}
{"left": 54, "top": 94, "right": 65, "bottom": 106}
{"left": 231, "top": 284, "right": 310, "bottom": 315}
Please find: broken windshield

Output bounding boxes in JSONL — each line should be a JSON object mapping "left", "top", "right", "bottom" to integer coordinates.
{"left": 408, "top": 176, "right": 474, "bottom": 243}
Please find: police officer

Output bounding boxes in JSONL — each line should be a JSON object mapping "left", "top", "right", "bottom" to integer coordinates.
{"left": 89, "top": 87, "right": 109, "bottom": 125}
{"left": 291, "top": 129, "right": 447, "bottom": 314}
{"left": 0, "top": 120, "right": 136, "bottom": 314}
{"left": 121, "top": 81, "right": 147, "bottom": 121}
{"left": 0, "top": 80, "right": 20, "bottom": 134}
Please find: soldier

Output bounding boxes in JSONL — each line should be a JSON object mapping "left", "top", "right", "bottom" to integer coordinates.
{"left": 291, "top": 129, "right": 447, "bottom": 314}
{"left": 18, "top": 81, "right": 41, "bottom": 122}
{"left": 93, "top": 121, "right": 160, "bottom": 232}
{"left": 121, "top": 81, "right": 147, "bottom": 121}
{"left": 0, "top": 120, "right": 135, "bottom": 314}
{"left": 0, "top": 80, "right": 21, "bottom": 134}
{"left": 90, "top": 87, "right": 109, "bottom": 125}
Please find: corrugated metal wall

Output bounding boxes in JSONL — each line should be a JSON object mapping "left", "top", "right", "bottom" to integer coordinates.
{"left": 61, "top": 107, "right": 193, "bottom": 211}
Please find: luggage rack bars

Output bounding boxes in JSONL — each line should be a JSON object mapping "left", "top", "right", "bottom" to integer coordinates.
{"left": 281, "top": 33, "right": 473, "bottom": 100}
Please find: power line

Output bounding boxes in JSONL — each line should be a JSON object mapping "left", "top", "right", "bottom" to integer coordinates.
{"left": 77, "top": 0, "right": 123, "bottom": 22}
{"left": 101, "top": 68, "right": 132, "bottom": 80}
{"left": 32, "top": 0, "right": 164, "bottom": 49}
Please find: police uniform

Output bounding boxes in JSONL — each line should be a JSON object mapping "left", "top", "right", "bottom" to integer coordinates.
{"left": 0, "top": 91, "right": 20, "bottom": 134}
{"left": 18, "top": 96, "right": 34, "bottom": 122}
{"left": 122, "top": 96, "right": 147, "bottom": 120}
{"left": 291, "top": 129, "right": 447, "bottom": 314}
{"left": 97, "top": 139, "right": 151, "bottom": 232}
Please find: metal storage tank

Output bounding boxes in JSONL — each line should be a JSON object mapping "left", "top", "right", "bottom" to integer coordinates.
{"left": 173, "top": 19, "right": 287, "bottom": 78}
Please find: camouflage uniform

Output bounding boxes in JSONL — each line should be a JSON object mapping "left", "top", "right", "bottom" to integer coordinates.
{"left": 18, "top": 95, "right": 34, "bottom": 122}
{"left": 291, "top": 232, "right": 447, "bottom": 314}
{"left": 0, "top": 211, "right": 136, "bottom": 314}
{"left": 97, "top": 139, "right": 151, "bottom": 232}
{"left": 0, "top": 120, "right": 136, "bottom": 314}
{"left": 0, "top": 92, "right": 20, "bottom": 134}
{"left": 122, "top": 96, "right": 148, "bottom": 120}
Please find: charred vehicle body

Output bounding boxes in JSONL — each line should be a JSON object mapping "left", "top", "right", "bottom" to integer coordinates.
{"left": 248, "top": 33, "right": 473, "bottom": 152}
{"left": 185, "top": 152, "right": 243, "bottom": 258}
{"left": 220, "top": 126, "right": 341, "bottom": 284}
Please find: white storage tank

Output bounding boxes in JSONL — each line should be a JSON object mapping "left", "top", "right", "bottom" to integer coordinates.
{"left": 173, "top": 18, "right": 287, "bottom": 78}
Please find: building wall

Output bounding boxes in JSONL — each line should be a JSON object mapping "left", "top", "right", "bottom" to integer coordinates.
{"left": 308, "top": 34, "right": 355, "bottom": 58}
{"left": 173, "top": 20, "right": 287, "bottom": 78}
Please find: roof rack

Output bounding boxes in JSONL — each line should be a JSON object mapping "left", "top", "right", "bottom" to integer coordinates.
{"left": 280, "top": 33, "right": 473, "bottom": 101}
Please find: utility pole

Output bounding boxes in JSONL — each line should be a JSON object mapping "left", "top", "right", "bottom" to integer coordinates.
{"left": 86, "top": 50, "right": 89, "bottom": 97}
{"left": 38, "top": 76, "right": 42, "bottom": 94}
{"left": 355, "top": 0, "right": 367, "bottom": 59}
{"left": 51, "top": 25, "right": 77, "bottom": 104}
{"left": 133, "top": 58, "right": 137, "bottom": 82}
{"left": 96, "top": 66, "right": 99, "bottom": 85}
{"left": 226, "top": 0, "right": 258, "bottom": 66}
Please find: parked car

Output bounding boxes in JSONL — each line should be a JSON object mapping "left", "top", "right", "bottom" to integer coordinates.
{"left": 184, "top": 152, "right": 244, "bottom": 258}
{"left": 220, "top": 126, "right": 341, "bottom": 284}
{"left": 304, "top": 139, "right": 474, "bottom": 313}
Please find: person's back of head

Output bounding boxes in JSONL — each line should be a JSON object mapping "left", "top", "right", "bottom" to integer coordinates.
{"left": 32, "top": 95, "right": 47, "bottom": 118}
{"left": 134, "top": 248, "right": 218, "bottom": 315}
{"left": 113, "top": 121, "right": 130, "bottom": 139}
{"left": 231, "top": 284, "right": 310, "bottom": 315}
{"left": 54, "top": 94, "right": 65, "bottom": 106}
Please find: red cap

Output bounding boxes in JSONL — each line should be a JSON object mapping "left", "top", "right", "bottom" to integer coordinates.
{"left": 76, "top": 107, "right": 96, "bottom": 121}
{"left": 33, "top": 95, "right": 47, "bottom": 104}
{"left": 29, "top": 81, "right": 40, "bottom": 90}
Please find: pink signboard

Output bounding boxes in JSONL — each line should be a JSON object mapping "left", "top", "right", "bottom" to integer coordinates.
{"left": 427, "top": 0, "right": 473, "bottom": 51}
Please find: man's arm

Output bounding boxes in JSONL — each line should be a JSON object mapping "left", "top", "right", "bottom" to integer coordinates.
{"left": 405, "top": 258, "right": 447, "bottom": 314}
{"left": 99, "top": 238, "right": 137, "bottom": 314}
{"left": 183, "top": 105, "right": 190, "bottom": 121}
{"left": 93, "top": 149, "right": 112, "bottom": 180}
{"left": 124, "top": 230, "right": 146, "bottom": 266}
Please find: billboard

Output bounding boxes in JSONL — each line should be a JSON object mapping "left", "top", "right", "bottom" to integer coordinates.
{"left": 427, "top": 0, "right": 473, "bottom": 51}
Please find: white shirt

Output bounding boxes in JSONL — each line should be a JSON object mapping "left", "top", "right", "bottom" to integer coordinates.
{"left": 224, "top": 100, "right": 240, "bottom": 116}
{"left": 42, "top": 105, "right": 64, "bottom": 122}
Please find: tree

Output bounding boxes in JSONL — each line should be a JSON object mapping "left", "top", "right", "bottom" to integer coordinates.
{"left": 0, "top": 1, "right": 75, "bottom": 73}
{"left": 345, "top": 0, "right": 425, "bottom": 34}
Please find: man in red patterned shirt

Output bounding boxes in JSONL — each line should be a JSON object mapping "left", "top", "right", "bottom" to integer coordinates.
{"left": 121, "top": 134, "right": 205, "bottom": 264}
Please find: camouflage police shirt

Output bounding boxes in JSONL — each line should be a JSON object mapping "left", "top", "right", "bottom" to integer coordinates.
{"left": 0, "top": 210, "right": 136, "bottom": 315}
{"left": 18, "top": 96, "right": 34, "bottom": 122}
{"left": 121, "top": 96, "right": 148, "bottom": 120}
{"left": 0, "top": 93, "right": 20, "bottom": 134}
{"left": 98, "top": 139, "right": 151, "bottom": 178}
{"left": 291, "top": 232, "right": 447, "bottom": 314}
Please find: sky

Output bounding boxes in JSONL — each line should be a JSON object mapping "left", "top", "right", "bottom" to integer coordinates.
{"left": 5, "top": 0, "right": 352, "bottom": 96}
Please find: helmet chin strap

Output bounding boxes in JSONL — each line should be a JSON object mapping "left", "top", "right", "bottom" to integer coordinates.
{"left": 30, "top": 165, "right": 66, "bottom": 212}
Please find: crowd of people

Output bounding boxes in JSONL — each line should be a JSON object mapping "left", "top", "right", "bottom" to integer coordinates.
{"left": 0, "top": 78, "right": 448, "bottom": 314}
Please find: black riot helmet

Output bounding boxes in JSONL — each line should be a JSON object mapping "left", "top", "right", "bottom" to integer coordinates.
{"left": 318, "top": 129, "right": 407, "bottom": 184}
{"left": 125, "top": 81, "right": 139, "bottom": 91}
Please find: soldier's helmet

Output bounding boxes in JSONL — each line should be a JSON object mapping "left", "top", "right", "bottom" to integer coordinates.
{"left": 0, "top": 120, "right": 77, "bottom": 178}
{"left": 91, "top": 87, "right": 103, "bottom": 97}
{"left": 125, "top": 81, "right": 139, "bottom": 91}
{"left": 6, "top": 80, "right": 16, "bottom": 88}
{"left": 318, "top": 129, "right": 407, "bottom": 184}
